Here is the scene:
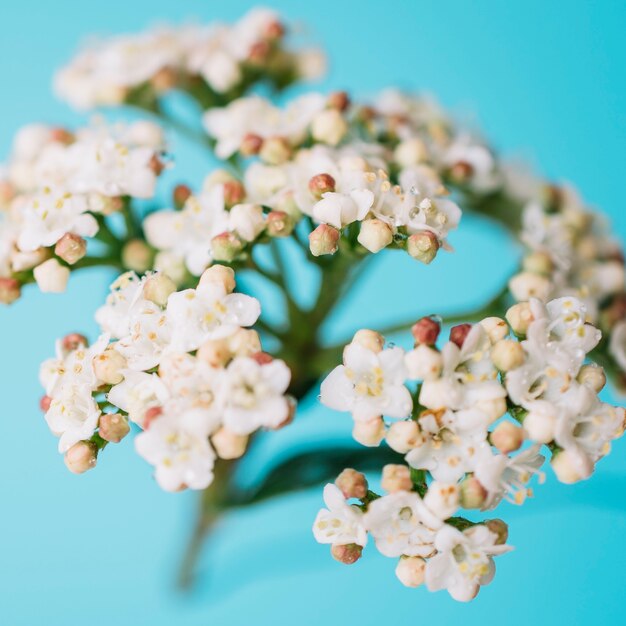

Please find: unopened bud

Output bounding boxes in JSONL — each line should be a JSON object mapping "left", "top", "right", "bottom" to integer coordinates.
{"left": 64, "top": 441, "right": 98, "bottom": 474}
{"left": 381, "top": 464, "right": 412, "bottom": 493}
{"left": 200, "top": 264, "right": 236, "bottom": 293}
{"left": 393, "top": 138, "right": 428, "bottom": 168}
{"left": 122, "top": 239, "right": 153, "bottom": 274}
{"left": 55, "top": 233, "right": 86, "bottom": 265}
{"left": 551, "top": 449, "right": 593, "bottom": 484}
{"left": 308, "top": 173, "right": 336, "bottom": 200}
{"left": 311, "top": 109, "right": 348, "bottom": 146}
{"left": 352, "top": 416, "right": 385, "bottom": 447}
{"left": 99, "top": 413, "right": 130, "bottom": 443}
{"left": 228, "top": 328, "right": 262, "bottom": 357}
{"left": 480, "top": 317, "right": 509, "bottom": 344}
{"left": 240, "top": 133, "right": 263, "bottom": 157}
{"left": 197, "top": 338, "right": 232, "bottom": 367}
{"left": 211, "top": 426, "right": 249, "bottom": 459}
{"left": 386, "top": 420, "right": 420, "bottom": 454}
{"left": 474, "top": 397, "right": 507, "bottom": 423}
{"left": 327, "top": 91, "right": 350, "bottom": 111}
{"left": 357, "top": 219, "right": 393, "bottom": 253}
{"left": 407, "top": 231, "right": 439, "bottom": 264}
{"left": 34, "top": 258, "right": 70, "bottom": 293}
{"left": 491, "top": 339, "right": 525, "bottom": 371}
{"left": 151, "top": 67, "right": 177, "bottom": 92}
{"left": 331, "top": 543, "right": 362, "bottom": 565}
{"left": 404, "top": 345, "right": 443, "bottom": 381}
{"left": 266, "top": 210, "right": 294, "bottom": 237}
{"left": 509, "top": 271, "right": 552, "bottom": 302}
{"left": 93, "top": 347, "right": 127, "bottom": 385}
{"left": 264, "top": 19, "right": 285, "bottom": 40}
{"left": 62, "top": 333, "right": 88, "bottom": 352}
{"left": 335, "top": 468, "right": 368, "bottom": 499}
{"left": 491, "top": 421, "right": 524, "bottom": 454}
{"left": 577, "top": 364, "right": 606, "bottom": 392}
{"left": 0, "top": 277, "right": 21, "bottom": 304}
{"left": 485, "top": 519, "right": 509, "bottom": 545}
{"left": 143, "top": 406, "right": 163, "bottom": 429}
{"left": 259, "top": 137, "right": 291, "bottom": 165}
{"left": 395, "top": 556, "right": 426, "bottom": 587}
{"left": 450, "top": 323, "right": 472, "bottom": 348}
{"left": 448, "top": 160, "right": 474, "bottom": 183}
{"left": 352, "top": 329, "right": 384, "bottom": 353}
{"left": 173, "top": 184, "right": 192, "bottom": 209}
{"left": 40, "top": 395, "right": 52, "bottom": 412}
{"left": 523, "top": 410, "right": 556, "bottom": 444}
{"left": 411, "top": 317, "right": 441, "bottom": 345}
{"left": 149, "top": 154, "right": 165, "bottom": 176}
{"left": 506, "top": 302, "right": 534, "bottom": 336}
{"left": 309, "top": 224, "right": 340, "bottom": 256}
{"left": 143, "top": 273, "right": 177, "bottom": 307}
{"left": 211, "top": 232, "right": 244, "bottom": 262}
{"left": 223, "top": 180, "right": 246, "bottom": 208}
{"left": 522, "top": 251, "right": 554, "bottom": 275}
{"left": 459, "top": 476, "right": 488, "bottom": 509}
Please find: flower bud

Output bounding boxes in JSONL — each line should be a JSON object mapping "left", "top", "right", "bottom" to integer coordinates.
{"left": 381, "top": 464, "right": 412, "bottom": 493}
{"left": 352, "top": 416, "right": 385, "bottom": 447}
{"left": 228, "top": 328, "right": 262, "bottom": 357}
{"left": 173, "top": 184, "right": 192, "bottom": 209}
{"left": 143, "top": 406, "right": 163, "bottom": 429}
{"left": 54, "top": 233, "right": 86, "bottom": 265}
{"left": 395, "top": 556, "right": 426, "bottom": 587}
{"left": 309, "top": 224, "right": 340, "bottom": 256}
{"left": 474, "top": 397, "right": 507, "bottom": 423}
{"left": 327, "top": 91, "right": 350, "bottom": 111}
{"left": 480, "top": 317, "right": 509, "bottom": 344}
{"left": 335, "top": 468, "right": 368, "bottom": 499}
{"left": 522, "top": 251, "right": 554, "bottom": 275}
{"left": 394, "top": 138, "right": 428, "bottom": 168}
{"left": 34, "top": 258, "right": 70, "bottom": 293}
{"left": 99, "top": 413, "right": 130, "bottom": 443}
{"left": 311, "top": 109, "right": 348, "bottom": 146}
{"left": 93, "top": 347, "right": 127, "bottom": 385}
{"left": 523, "top": 410, "right": 556, "bottom": 444}
{"left": 386, "top": 420, "right": 420, "bottom": 454}
{"left": 200, "top": 264, "right": 236, "bottom": 293}
{"left": 211, "top": 232, "right": 244, "bottom": 262}
{"left": 259, "top": 137, "right": 291, "bottom": 165}
{"left": 64, "top": 441, "right": 98, "bottom": 474}
{"left": 197, "top": 338, "right": 232, "bottom": 367}
{"left": 404, "top": 345, "right": 443, "bottom": 381}
{"left": 509, "top": 271, "right": 552, "bottom": 302}
{"left": 0, "top": 277, "right": 21, "bottom": 304}
{"left": 240, "top": 133, "right": 264, "bottom": 157}
{"left": 551, "top": 449, "right": 593, "bottom": 484}
{"left": 229, "top": 203, "right": 265, "bottom": 242}
{"left": 154, "top": 251, "right": 187, "bottom": 285}
{"left": 122, "top": 239, "right": 153, "bottom": 274}
{"left": 577, "top": 364, "right": 606, "bottom": 392}
{"left": 357, "top": 219, "right": 393, "bottom": 253}
{"left": 266, "top": 210, "right": 294, "bottom": 238}
{"left": 331, "top": 543, "right": 362, "bottom": 565}
{"left": 406, "top": 231, "right": 439, "bottom": 264}
{"left": 491, "top": 339, "right": 525, "bottom": 371}
{"left": 148, "top": 154, "right": 165, "bottom": 176}
{"left": 491, "top": 421, "right": 524, "bottom": 454}
{"left": 308, "top": 173, "right": 336, "bottom": 200}
{"left": 40, "top": 395, "right": 52, "bottom": 412}
{"left": 223, "top": 180, "right": 246, "bottom": 208}
{"left": 411, "top": 317, "right": 441, "bottom": 345}
{"left": 450, "top": 323, "right": 472, "bottom": 348}
{"left": 142, "top": 273, "right": 177, "bottom": 307}
{"left": 211, "top": 426, "right": 249, "bottom": 460}
{"left": 506, "top": 302, "right": 534, "bottom": 336}
{"left": 352, "top": 329, "right": 384, "bottom": 353}
{"left": 151, "top": 67, "right": 177, "bottom": 91}
{"left": 62, "top": 332, "right": 88, "bottom": 352}
{"left": 204, "top": 169, "right": 235, "bottom": 189}
{"left": 485, "top": 519, "right": 509, "bottom": 545}
{"left": 252, "top": 351, "right": 274, "bottom": 365}
{"left": 459, "top": 476, "right": 488, "bottom": 509}
{"left": 448, "top": 160, "right": 474, "bottom": 183}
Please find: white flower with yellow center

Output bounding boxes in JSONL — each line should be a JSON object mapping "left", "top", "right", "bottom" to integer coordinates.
{"left": 312, "top": 484, "right": 367, "bottom": 547}
{"left": 108, "top": 371, "right": 169, "bottom": 427}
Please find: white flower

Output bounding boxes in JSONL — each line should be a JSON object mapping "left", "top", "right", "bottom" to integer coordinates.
{"left": 108, "top": 371, "right": 169, "bottom": 426}
{"left": 363, "top": 491, "right": 440, "bottom": 557}
{"left": 135, "top": 410, "right": 216, "bottom": 492}
{"left": 312, "top": 484, "right": 367, "bottom": 546}
{"left": 220, "top": 357, "right": 291, "bottom": 435}
{"left": 95, "top": 272, "right": 146, "bottom": 339}
{"left": 425, "top": 524, "right": 511, "bottom": 602}
{"left": 312, "top": 189, "right": 374, "bottom": 228}
{"left": 609, "top": 320, "right": 626, "bottom": 371}
{"left": 228, "top": 203, "right": 265, "bottom": 242}
{"left": 320, "top": 343, "right": 412, "bottom": 422}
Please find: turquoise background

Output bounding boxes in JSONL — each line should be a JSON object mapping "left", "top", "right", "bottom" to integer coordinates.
{"left": 1, "top": 1, "right": 626, "bottom": 624}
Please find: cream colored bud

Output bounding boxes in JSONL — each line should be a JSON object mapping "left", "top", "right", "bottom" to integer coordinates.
{"left": 404, "top": 345, "right": 443, "bottom": 381}
{"left": 577, "top": 364, "right": 606, "bottom": 393}
{"left": 407, "top": 231, "right": 439, "bottom": 264}
{"left": 228, "top": 328, "right": 262, "bottom": 357}
{"left": 122, "top": 239, "right": 153, "bottom": 273}
{"left": 491, "top": 421, "right": 524, "bottom": 454}
{"left": 199, "top": 264, "right": 236, "bottom": 293}
{"left": 93, "top": 347, "right": 127, "bottom": 385}
{"left": 509, "top": 271, "right": 552, "bottom": 302}
{"left": 459, "top": 476, "right": 488, "bottom": 509}
{"left": 357, "top": 219, "right": 393, "bottom": 253}
{"left": 204, "top": 169, "right": 236, "bottom": 190}
{"left": 211, "top": 427, "right": 249, "bottom": 460}
{"left": 381, "top": 464, "right": 413, "bottom": 493}
{"left": 352, "top": 416, "right": 385, "bottom": 447}
{"left": 522, "top": 251, "right": 554, "bottom": 275}
{"left": 99, "top": 413, "right": 130, "bottom": 443}
{"left": 506, "top": 302, "right": 534, "bottom": 336}
{"left": 311, "top": 109, "right": 348, "bottom": 146}
{"left": 485, "top": 519, "right": 509, "bottom": 545}
{"left": 64, "top": 441, "right": 98, "bottom": 474}
{"left": 523, "top": 410, "right": 556, "bottom": 444}
{"left": 33, "top": 258, "right": 70, "bottom": 293}
{"left": 551, "top": 449, "right": 593, "bottom": 484}
{"left": 142, "top": 273, "right": 177, "bottom": 307}
{"left": 309, "top": 224, "right": 340, "bottom": 256}
{"left": 386, "top": 420, "right": 420, "bottom": 454}
{"left": 491, "top": 339, "right": 525, "bottom": 371}
{"left": 154, "top": 251, "right": 187, "bottom": 285}
{"left": 197, "top": 338, "right": 232, "bottom": 367}
{"left": 54, "top": 233, "right": 86, "bottom": 265}
{"left": 335, "top": 468, "right": 368, "bottom": 499}
{"left": 351, "top": 329, "right": 384, "bottom": 353}
{"left": 474, "top": 397, "right": 507, "bottom": 423}
{"left": 331, "top": 543, "right": 362, "bottom": 565}
{"left": 259, "top": 137, "right": 291, "bottom": 165}
{"left": 393, "top": 138, "right": 428, "bottom": 168}
{"left": 395, "top": 556, "right": 426, "bottom": 588}
{"left": 480, "top": 317, "right": 509, "bottom": 344}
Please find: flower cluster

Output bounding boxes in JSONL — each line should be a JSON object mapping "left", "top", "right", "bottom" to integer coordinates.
{"left": 55, "top": 8, "right": 325, "bottom": 111}
{"left": 0, "top": 119, "right": 166, "bottom": 301}
{"left": 39, "top": 265, "right": 294, "bottom": 490}
{"left": 315, "top": 295, "right": 624, "bottom": 599}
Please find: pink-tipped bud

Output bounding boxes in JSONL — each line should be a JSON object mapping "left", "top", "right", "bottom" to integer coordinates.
{"left": 485, "top": 519, "right": 509, "bottom": 545}
{"left": 122, "top": 239, "right": 153, "bottom": 274}
{"left": 450, "top": 323, "right": 472, "bottom": 348}
{"left": 99, "top": 413, "right": 130, "bottom": 443}
{"left": 0, "top": 277, "right": 21, "bottom": 304}
{"left": 143, "top": 406, "right": 163, "bottom": 429}
{"left": 143, "top": 273, "right": 177, "bottom": 307}
{"left": 211, "top": 427, "right": 249, "bottom": 460}
{"left": 62, "top": 333, "right": 88, "bottom": 352}
{"left": 266, "top": 211, "right": 294, "bottom": 237}
{"left": 352, "top": 329, "right": 384, "bottom": 353}
{"left": 308, "top": 173, "right": 337, "bottom": 200}
{"left": 395, "top": 556, "right": 426, "bottom": 587}
{"left": 381, "top": 464, "right": 412, "bottom": 493}
{"left": 448, "top": 160, "right": 474, "bottom": 183}
{"left": 411, "top": 317, "right": 441, "bottom": 346}
{"left": 252, "top": 351, "right": 274, "bottom": 365}
{"left": 223, "top": 180, "right": 246, "bottom": 208}
{"left": 309, "top": 224, "right": 340, "bottom": 257}
{"left": 149, "top": 154, "right": 165, "bottom": 176}
{"left": 491, "top": 421, "right": 524, "bottom": 454}
{"left": 240, "top": 133, "right": 264, "bottom": 157}
{"left": 335, "top": 468, "right": 368, "bottom": 499}
{"left": 459, "top": 475, "right": 488, "bottom": 509}
{"left": 54, "top": 233, "right": 87, "bottom": 265}
{"left": 200, "top": 264, "right": 236, "bottom": 293}
{"left": 406, "top": 231, "right": 439, "bottom": 264}
{"left": 211, "top": 232, "right": 244, "bottom": 262}
{"left": 173, "top": 184, "right": 192, "bottom": 209}
{"left": 327, "top": 91, "right": 351, "bottom": 112}
{"left": 259, "top": 137, "right": 291, "bottom": 165}
{"left": 64, "top": 441, "right": 98, "bottom": 474}
{"left": 40, "top": 395, "right": 52, "bottom": 412}
{"left": 247, "top": 40, "right": 271, "bottom": 65}
{"left": 93, "top": 347, "right": 127, "bottom": 385}
{"left": 49, "top": 127, "right": 74, "bottom": 144}
{"left": 331, "top": 543, "right": 362, "bottom": 565}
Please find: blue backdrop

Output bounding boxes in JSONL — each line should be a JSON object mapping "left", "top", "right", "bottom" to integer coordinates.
{"left": 1, "top": 1, "right": 625, "bottom": 624}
